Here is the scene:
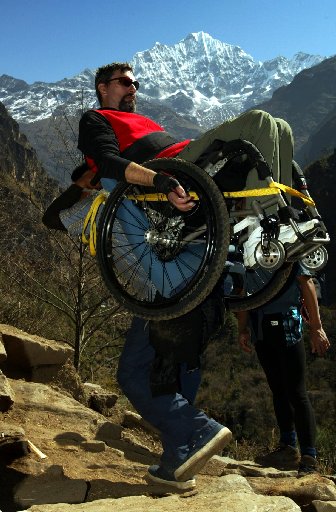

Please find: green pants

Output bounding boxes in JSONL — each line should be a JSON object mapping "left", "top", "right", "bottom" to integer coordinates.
{"left": 178, "top": 109, "right": 294, "bottom": 189}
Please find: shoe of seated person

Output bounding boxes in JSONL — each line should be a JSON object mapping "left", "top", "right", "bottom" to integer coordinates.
{"left": 147, "top": 464, "right": 196, "bottom": 490}
{"left": 297, "top": 455, "right": 318, "bottom": 477}
{"left": 255, "top": 444, "right": 300, "bottom": 470}
{"left": 174, "top": 422, "right": 232, "bottom": 481}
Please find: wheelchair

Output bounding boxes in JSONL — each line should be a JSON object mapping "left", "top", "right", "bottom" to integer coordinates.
{"left": 96, "top": 139, "right": 329, "bottom": 320}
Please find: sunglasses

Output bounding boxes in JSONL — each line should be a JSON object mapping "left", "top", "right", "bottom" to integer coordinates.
{"left": 106, "top": 76, "right": 140, "bottom": 90}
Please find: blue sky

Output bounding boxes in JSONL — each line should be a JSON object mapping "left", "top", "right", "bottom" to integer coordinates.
{"left": 1, "top": 0, "right": 335, "bottom": 84}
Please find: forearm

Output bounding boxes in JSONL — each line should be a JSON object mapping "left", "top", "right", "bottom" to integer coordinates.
{"left": 299, "top": 276, "right": 322, "bottom": 328}
{"left": 124, "top": 161, "right": 156, "bottom": 186}
{"left": 298, "top": 275, "right": 330, "bottom": 355}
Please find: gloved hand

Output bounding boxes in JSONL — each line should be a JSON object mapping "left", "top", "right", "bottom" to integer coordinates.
{"left": 153, "top": 172, "right": 181, "bottom": 195}
{"left": 153, "top": 172, "right": 195, "bottom": 212}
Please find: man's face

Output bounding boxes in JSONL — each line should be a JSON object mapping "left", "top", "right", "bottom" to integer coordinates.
{"left": 99, "top": 70, "right": 138, "bottom": 111}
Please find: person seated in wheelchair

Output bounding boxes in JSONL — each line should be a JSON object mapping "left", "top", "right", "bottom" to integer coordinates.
{"left": 79, "top": 62, "right": 295, "bottom": 196}
{"left": 77, "top": 61, "right": 328, "bottom": 273}
{"left": 44, "top": 60, "right": 329, "bottom": 302}
{"left": 44, "top": 67, "right": 329, "bottom": 315}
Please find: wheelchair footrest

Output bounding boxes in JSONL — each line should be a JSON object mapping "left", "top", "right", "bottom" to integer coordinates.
{"left": 243, "top": 219, "right": 321, "bottom": 268}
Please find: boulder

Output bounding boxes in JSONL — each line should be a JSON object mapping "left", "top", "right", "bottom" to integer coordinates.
{"left": 83, "top": 382, "right": 118, "bottom": 416}
{"left": 13, "top": 488, "right": 302, "bottom": 512}
{"left": 95, "top": 420, "right": 122, "bottom": 444}
{"left": 0, "top": 369, "right": 15, "bottom": 411}
{"left": 249, "top": 473, "right": 336, "bottom": 507}
{"left": 13, "top": 464, "right": 87, "bottom": 508}
{"left": 0, "top": 333, "right": 7, "bottom": 362}
{"left": 312, "top": 501, "right": 336, "bottom": 511}
{"left": 0, "top": 323, "right": 74, "bottom": 383}
{"left": 0, "top": 420, "right": 27, "bottom": 459}
{"left": 122, "top": 410, "right": 160, "bottom": 435}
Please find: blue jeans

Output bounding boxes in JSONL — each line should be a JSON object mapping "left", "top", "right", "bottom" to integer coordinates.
{"left": 117, "top": 316, "right": 217, "bottom": 469}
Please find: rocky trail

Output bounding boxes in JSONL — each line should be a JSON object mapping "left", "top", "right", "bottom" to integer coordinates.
{"left": 1, "top": 324, "right": 336, "bottom": 512}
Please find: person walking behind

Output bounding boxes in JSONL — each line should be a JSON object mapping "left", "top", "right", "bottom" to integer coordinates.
{"left": 236, "top": 264, "right": 330, "bottom": 476}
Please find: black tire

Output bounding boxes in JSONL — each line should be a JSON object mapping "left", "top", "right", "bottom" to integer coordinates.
{"left": 97, "top": 158, "right": 230, "bottom": 320}
{"left": 227, "top": 263, "right": 293, "bottom": 312}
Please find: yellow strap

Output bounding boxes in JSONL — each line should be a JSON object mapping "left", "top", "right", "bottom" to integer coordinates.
{"left": 222, "top": 187, "right": 281, "bottom": 198}
{"left": 269, "top": 182, "right": 315, "bottom": 206}
{"left": 126, "top": 193, "right": 170, "bottom": 201}
{"left": 126, "top": 189, "right": 279, "bottom": 201}
{"left": 82, "top": 193, "right": 108, "bottom": 256}
{"left": 126, "top": 182, "right": 315, "bottom": 205}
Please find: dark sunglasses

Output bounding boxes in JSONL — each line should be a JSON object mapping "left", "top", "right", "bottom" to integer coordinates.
{"left": 106, "top": 76, "right": 140, "bottom": 90}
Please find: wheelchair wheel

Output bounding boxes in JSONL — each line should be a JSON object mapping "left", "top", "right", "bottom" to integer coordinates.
{"left": 227, "top": 263, "right": 293, "bottom": 312}
{"left": 254, "top": 239, "right": 286, "bottom": 271}
{"left": 198, "top": 140, "right": 294, "bottom": 312}
{"left": 300, "top": 245, "right": 328, "bottom": 272}
{"left": 97, "top": 158, "right": 230, "bottom": 320}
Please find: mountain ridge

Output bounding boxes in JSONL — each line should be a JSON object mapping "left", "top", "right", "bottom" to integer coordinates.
{"left": 1, "top": 32, "right": 335, "bottom": 183}
{"left": 254, "top": 55, "right": 336, "bottom": 165}
{"left": 0, "top": 32, "right": 325, "bottom": 127}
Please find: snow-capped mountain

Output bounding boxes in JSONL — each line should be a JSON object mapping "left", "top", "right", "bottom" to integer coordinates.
{"left": 134, "top": 32, "right": 325, "bottom": 127}
{"left": 0, "top": 69, "right": 96, "bottom": 123}
{"left": 0, "top": 32, "right": 325, "bottom": 129}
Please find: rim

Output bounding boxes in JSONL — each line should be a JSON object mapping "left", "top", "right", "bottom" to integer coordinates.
{"left": 100, "top": 178, "right": 218, "bottom": 309}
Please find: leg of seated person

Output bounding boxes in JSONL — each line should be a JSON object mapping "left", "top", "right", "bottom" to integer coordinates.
{"left": 179, "top": 110, "right": 294, "bottom": 187}
{"left": 275, "top": 118, "right": 294, "bottom": 188}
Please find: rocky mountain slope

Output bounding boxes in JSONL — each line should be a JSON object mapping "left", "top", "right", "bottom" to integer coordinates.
{"left": 1, "top": 324, "right": 336, "bottom": 512}
{"left": 0, "top": 102, "right": 56, "bottom": 194}
{"left": 255, "top": 56, "right": 336, "bottom": 166}
{"left": 133, "top": 32, "right": 325, "bottom": 129}
{"left": 304, "top": 149, "right": 336, "bottom": 305}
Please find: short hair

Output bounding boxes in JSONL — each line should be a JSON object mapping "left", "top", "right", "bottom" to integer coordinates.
{"left": 95, "top": 62, "right": 134, "bottom": 106}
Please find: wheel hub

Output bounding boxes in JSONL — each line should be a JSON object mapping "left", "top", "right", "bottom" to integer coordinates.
{"left": 144, "top": 215, "right": 185, "bottom": 261}
{"left": 300, "top": 245, "right": 328, "bottom": 271}
{"left": 254, "top": 240, "right": 285, "bottom": 270}
{"left": 144, "top": 229, "right": 175, "bottom": 247}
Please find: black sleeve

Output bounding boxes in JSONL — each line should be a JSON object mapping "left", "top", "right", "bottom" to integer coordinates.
{"left": 78, "top": 110, "right": 131, "bottom": 181}
{"left": 42, "top": 184, "right": 83, "bottom": 230}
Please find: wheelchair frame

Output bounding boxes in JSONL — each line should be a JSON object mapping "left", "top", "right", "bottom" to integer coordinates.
{"left": 94, "top": 140, "right": 329, "bottom": 319}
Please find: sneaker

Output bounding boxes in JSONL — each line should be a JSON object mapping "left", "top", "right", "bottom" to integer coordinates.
{"left": 147, "top": 465, "right": 196, "bottom": 490}
{"left": 174, "top": 423, "right": 232, "bottom": 481}
{"left": 297, "top": 455, "right": 318, "bottom": 477}
{"left": 255, "top": 444, "right": 300, "bottom": 470}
